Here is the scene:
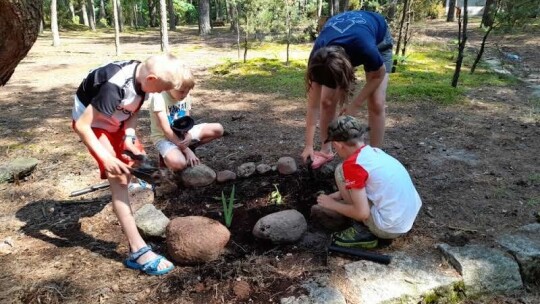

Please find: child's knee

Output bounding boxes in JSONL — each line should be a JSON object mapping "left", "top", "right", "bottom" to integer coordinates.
{"left": 166, "top": 157, "right": 187, "bottom": 171}
{"left": 215, "top": 124, "right": 224, "bottom": 137}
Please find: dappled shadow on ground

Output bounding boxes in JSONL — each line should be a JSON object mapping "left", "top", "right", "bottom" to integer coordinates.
{"left": 15, "top": 196, "right": 121, "bottom": 262}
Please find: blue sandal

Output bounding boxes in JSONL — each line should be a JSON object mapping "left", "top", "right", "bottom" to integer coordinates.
{"left": 124, "top": 245, "right": 174, "bottom": 275}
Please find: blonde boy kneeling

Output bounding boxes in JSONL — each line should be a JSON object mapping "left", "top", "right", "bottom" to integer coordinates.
{"left": 149, "top": 68, "right": 224, "bottom": 171}
{"left": 316, "top": 116, "right": 422, "bottom": 249}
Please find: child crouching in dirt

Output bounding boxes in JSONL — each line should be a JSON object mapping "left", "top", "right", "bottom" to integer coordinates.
{"left": 72, "top": 55, "right": 184, "bottom": 275}
{"left": 316, "top": 116, "right": 422, "bottom": 249}
{"left": 148, "top": 67, "right": 224, "bottom": 171}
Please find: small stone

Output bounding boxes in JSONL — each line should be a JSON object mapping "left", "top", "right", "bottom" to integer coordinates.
{"left": 277, "top": 157, "right": 297, "bottom": 175}
{"left": 217, "top": 170, "right": 237, "bottom": 183}
{"left": 237, "top": 162, "right": 256, "bottom": 178}
{"left": 256, "top": 164, "right": 272, "bottom": 175}
{"left": 232, "top": 280, "right": 251, "bottom": 300}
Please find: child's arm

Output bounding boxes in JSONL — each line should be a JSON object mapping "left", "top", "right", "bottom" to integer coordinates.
{"left": 154, "top": 111, "right": 183, "bottom": 145}
{"left": 122, "top": 111, "right": 145, "bottom": 156}
{"left": 317, "top": 188, "right": 371, "bottom": 222}
{"left": 74, "top": 105, "right": 131, "bottom": 175}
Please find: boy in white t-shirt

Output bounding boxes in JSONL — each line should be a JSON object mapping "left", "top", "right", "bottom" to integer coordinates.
{"left": 316, "top": 116, "right": 422, "bottom": 249}
{"left": 148, "top": 67, "right": 224, "bottom": 171}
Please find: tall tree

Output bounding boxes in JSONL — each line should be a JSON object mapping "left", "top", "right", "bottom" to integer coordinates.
{"left": 159, "top": 0, "right": 170, "bottom": 52}
{"left": 88, "top": 0, "right": 97, "bottom": 30}
{"left": 118, "top": 0, "right": 124, "bottom": 32}
{"left": 98, "top": 0, "right": 107, "bottom": 22}
{"left": 451, "top": 0, "right": 467, "bottom": 87}
{"left": 81, "top": 0, "right": 90, "bottom": 26}
{"left": 447, "top": 0, "right": 456, "bottom": 21}
{"left": 481, "top": 0, "right": 495, "bottom": 27}
{"left": 0, "top": 0, "right": 43, "bottom": 86}
{"left": 199, "top": 0, "right": 212, "bottom": 35}
{"left": 51, "top": 0, "right": 61, "bottom": 46}
{"left": 113, "top": 0, "right": 121, "bottom": 55}
{"left": 167, "top": 0, "right": 176, "bottom": 30}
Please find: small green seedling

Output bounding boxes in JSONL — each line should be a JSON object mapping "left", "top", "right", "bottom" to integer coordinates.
{"left": 221, "top": 185, "right": 236, "bottom": 228}
{"left": 270, "top": 184, "right": 283, "bottom": 205}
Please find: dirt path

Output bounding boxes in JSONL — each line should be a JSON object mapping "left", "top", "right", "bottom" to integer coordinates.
{"left": 0, "top": 21, "right": 539, "bottom": 303}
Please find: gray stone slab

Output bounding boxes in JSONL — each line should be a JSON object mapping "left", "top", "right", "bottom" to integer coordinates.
{"left": 344, "top": 251, "right": 460, "bottom": 303}
{"left": 280, "top": 277, "right": 346, "bottom": 304}
{"left": 438, "top": 243, "right": 523, "bottom": 295}
{"left": 497, "top": 223, "right": 540, "bottom": 287}
{"left": 134, "top": 204, "right": 170, "bottom": 238}
{"left": 0, "top": 157, "right": 39, "bottom": 183}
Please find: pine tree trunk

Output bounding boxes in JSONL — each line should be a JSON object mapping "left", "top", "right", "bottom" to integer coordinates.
{"left": 88, "top": 0, "right": 96, "bottom": 31}
{"left": 117, "top": 0, "right": 124, "bottom": 32}
{"left": 481, "top": 0, "right": 495, "bottom": 27}
{"left": 447, "top": 0, "right": 456, "bottom": 22}
{"left": 159, "top": 0, "right": 169, "bottom": 52}
{"left": 81, "top": 0, "right": 90, "bottom": 26}
{"left": 317, "top": 0, "right": 322, "bottom": 17}
{"left": 401, "top": 1, "right": 413, "bottom": 57}
{"left": 471, "top": 25, "right": 493, "bottom": 73}
{"left": 452, "top": 0, "right": 467, "bottom": 87}
{"left": 168, "top": 0, "right": 176, "bottom": 30}
{"left": 199, "top": 0, "right": 211, "bottom": 36}
{"left": 99, "top": 0, "right": 106, "bottom": 22}
{"left": 133, "top": 4, "right": 139, "bottom": 29}
{"left": 229, "top": 0, "right": 238, "bottom": 32}
{"left": 51, "top": 0, "right": 61, "bottom": 46}
{"left": 113, "top": 0, "right": 122, "bottom": 55}
{"left": 0, "top": 0, "right": 43, "bottom": 86}
{"left": 69, "top": 2, "right": 76, "bottom": 21}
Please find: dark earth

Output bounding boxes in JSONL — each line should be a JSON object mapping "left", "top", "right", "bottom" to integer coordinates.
{"left": 0, "top": 19, "right": 539, "bottom": 303}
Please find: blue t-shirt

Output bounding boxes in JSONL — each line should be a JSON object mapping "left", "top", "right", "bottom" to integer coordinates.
{"left": 311, "top": 11, "right": 388, "bottom": 72}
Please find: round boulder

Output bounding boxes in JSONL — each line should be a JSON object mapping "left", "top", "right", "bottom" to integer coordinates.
{"left": 253, "top": 209, "right": 307, "bottom": 243}
{"left": 167, "top": 216, "right": 230, "bottom": 264}
{"left": 277, "top": 157, "right": 297, "bottom": 175}
{"left": 180, "top": 164, "right": 216, "bottom": 188}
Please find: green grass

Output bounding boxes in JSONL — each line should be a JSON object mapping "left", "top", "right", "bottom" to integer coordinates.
{"left": 208, "top": 58, "right": 307, "bottom": 99}
{"left": 389, "top": 44, "right": 517, "bottom": 105}
{"left": 208, "top": 41, "right": 517, "bottom": 104}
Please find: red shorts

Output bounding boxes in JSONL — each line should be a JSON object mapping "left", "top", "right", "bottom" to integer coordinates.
{"left": 72, "top": 121, "right": 144, "bottom": 179}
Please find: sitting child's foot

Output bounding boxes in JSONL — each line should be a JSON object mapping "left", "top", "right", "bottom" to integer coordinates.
{"left": 332, "top": 223, "right": 378, "bottom": 249}
{"left": 124, "top": 245, "right": 174, "bottom": 275}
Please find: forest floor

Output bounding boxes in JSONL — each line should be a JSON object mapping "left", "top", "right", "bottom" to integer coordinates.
{"left": 0, "top": 19, "right": 539, "bottom": 303}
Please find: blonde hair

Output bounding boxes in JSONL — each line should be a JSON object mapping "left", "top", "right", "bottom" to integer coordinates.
{"left": 143, "top": 54, "right": 183, "bottom": 89}
{"left": 179, "top": 66, "right": 195, "bottom": 90}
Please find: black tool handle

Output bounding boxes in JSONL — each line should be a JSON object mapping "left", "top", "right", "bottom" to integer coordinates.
{"left": 328, "top": 245, "right": 392, "bottom": 265}
{"left": 69, "top": 182, "right": 110, "bottom": 197}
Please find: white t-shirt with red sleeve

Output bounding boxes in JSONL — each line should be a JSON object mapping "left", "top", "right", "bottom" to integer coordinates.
{"left": 343, "top": 145, "right": 422, "bottom": 234}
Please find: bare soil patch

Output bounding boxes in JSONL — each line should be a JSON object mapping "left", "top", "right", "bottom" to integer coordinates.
{"left": 0, "top": 22, "right": 539, "bottom": 303}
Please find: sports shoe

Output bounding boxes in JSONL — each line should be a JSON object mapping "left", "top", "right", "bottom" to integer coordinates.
{"left": 128, "top": 178, "right": 154, "bottom": 192}
{"left": 332, "top": 223, "right": 378, "bottom": 249}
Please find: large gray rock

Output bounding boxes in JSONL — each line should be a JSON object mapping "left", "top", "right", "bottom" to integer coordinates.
{"left": 0, "top": 158, "right": 39, "bottom": 183}
{"left": 277, "top": 157, "right": 297, "bottom": 175}
{"left": 253, "top": 210, "right": 307, "bottom": 243}
{"left": 167, "top": 216, "right": 230, "bottom": 264}
{"left": 497, "top": 223, "right": 540, "bottom": 287}
{"left": 281, "top": 277, "right": 346, "bottom": 304}
{"left": 345, "top": 251, "right": 461, "bottom": 303}
{"left": 310, "top": 204, "right": 349, "bottom": 231}
{"left": 180, "top": 164, "right": 216, "bottom": 187}
{"left": 237, "top": 162, "right": 256, "bottom": 178}
{"left": 134, "top": 204, "right": 170, "bottom": 238}
{"left": 438, "top": 243, "right": 523, "bottom": 295}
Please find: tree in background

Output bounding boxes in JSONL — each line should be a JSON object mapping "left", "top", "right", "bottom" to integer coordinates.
{"left": 159, "top": 0, "right": 170, "bottom": 52}
{"left": 0, "top": 0, "right": 43, "bottom": 86}
{"left": 447, "top": 0, "right": 456, "bottom": 21}
{"left": 168, "top": 0, "right": 176, "bottom": 29}
{"left": 113, "top": 0, "right": 122, "bottom": 55}
{"left": 451, "top": 0, "right": 467, "bottom": 87}
{"left": 51, "top": 0, "right": 61, "bottom": 46}
{"left": 199, "top": 0, "right": 211, "bottom": 35}
{"left": 471, "top": 0, "right": 539, "bottom": 73}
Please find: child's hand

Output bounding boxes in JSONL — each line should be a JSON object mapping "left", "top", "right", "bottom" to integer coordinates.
{"left": 122, "top": 137, "right": 146, "bottom": 160}
{"left": 317, "top": 194, "right": 335, "bottom": 209}
{"left": 103, "top": 156, "right": 131, "bottom": 176}
{"left": 183, "top": 148, "right": 200, "bottom": 167}
{"left": 301, "top": 146, "right": 314, "bottom": 164}
{"left": 178, "top": 133, "right": 192, "bottom": 149}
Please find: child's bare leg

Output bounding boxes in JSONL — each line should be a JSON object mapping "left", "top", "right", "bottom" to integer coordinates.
{"left": 196, "top": 123, "right": 224, "bottom": 144}
{"left": 163, "top": 148, "right": 188, "bottom": 171}
{"left": 108, "top": 175, "right": 172, "bottom": 270}
{"left": 334, "top": 163, "right": 352, "bottom": 204}
{"left": 367, "top": 73, "right": 389, "bottom": 148}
